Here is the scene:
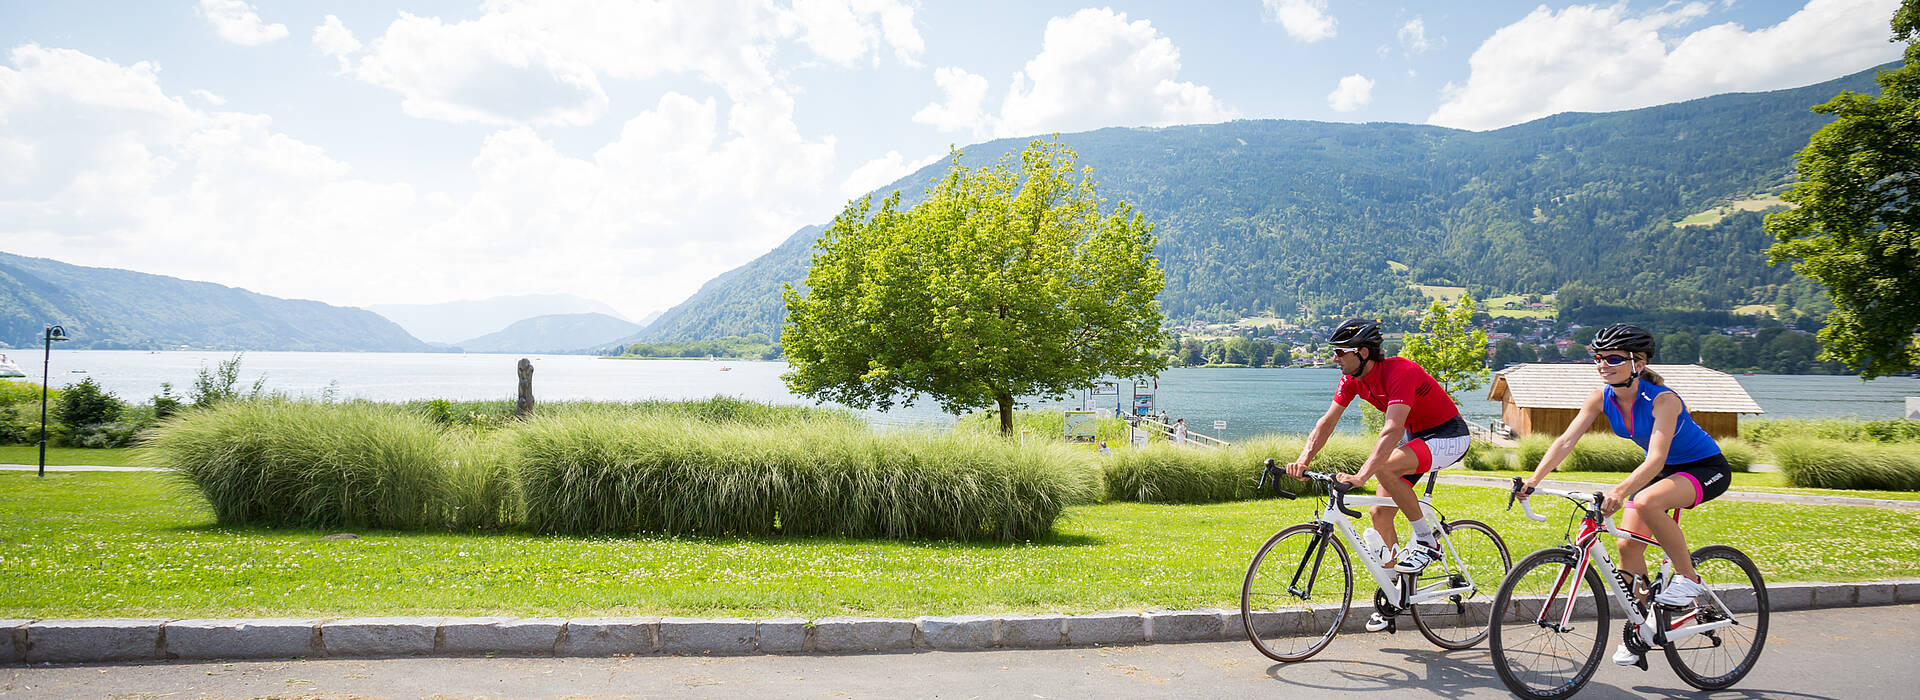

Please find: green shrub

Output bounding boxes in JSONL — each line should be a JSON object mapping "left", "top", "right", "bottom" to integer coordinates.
{"left": 1718, "top": 438, "right": 1756, "bottom": 473}
{"left": 0, "top": 381, "right": 55, "bottom": 409}
{"left": 149, "top": 401, "right": 459, "bottom": 530}
{"left": 1772, "top": 439, "right": 1920, "bottom": 491}
{"left": 1463, "top": 441, "right": 1510, "bottom": 471}
{"left": 1516, "top": 435, "right": 1553, "bottom": 471}
{"left": 510, "top": 410, "right": 1098, "bottom": 541}
{"left": 1101, "top": 435, "right": 1369, "bottom": 503}
{"left": 955, "top": 409, "right": 1131, "bottom": 446}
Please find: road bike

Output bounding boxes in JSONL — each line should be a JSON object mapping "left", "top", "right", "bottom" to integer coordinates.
{"left": 1490, "top": 478, "right": 1769, "bottom": 698}
{"left": 1240, "top": 459, "right": 1511, "bottom": 662}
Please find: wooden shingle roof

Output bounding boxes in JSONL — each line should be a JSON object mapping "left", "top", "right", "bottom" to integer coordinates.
{"left": 1486, "top": 363, "right": 1763, "bottom": 414}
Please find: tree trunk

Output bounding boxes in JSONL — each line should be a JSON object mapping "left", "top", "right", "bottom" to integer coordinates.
{"left": 996, "top": 391, "right": 1015, "bottom": 436}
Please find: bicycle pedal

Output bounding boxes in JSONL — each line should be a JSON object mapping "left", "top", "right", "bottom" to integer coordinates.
{"left": 1633, "top": 655, "right": 1649, "bottom": 672}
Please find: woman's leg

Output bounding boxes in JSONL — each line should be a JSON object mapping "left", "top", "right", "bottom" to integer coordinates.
{"left": 1618, "top": 476, "right": 1702, "bottom": 581}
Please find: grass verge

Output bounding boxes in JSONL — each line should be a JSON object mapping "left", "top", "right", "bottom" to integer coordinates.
{"left": 4, "top": 471, "right": 1916, "bottom": 619}
{"left": 0, "top": 445, "right": 143, "bottom": 467}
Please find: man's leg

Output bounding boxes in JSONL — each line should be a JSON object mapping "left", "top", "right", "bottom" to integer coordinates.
{"left": 1369, "top": 505, "right": 1400, "bottom": 550}
{"left": 1373, "top": 447, "right": 1433, "bottom": 548}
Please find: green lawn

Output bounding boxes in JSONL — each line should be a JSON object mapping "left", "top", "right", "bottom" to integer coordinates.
{"left": 3, "top": 471, "right": 1917, "bottom": 620}
{"left": 1470, "top": 469, "right": 1920, "bottom": 502}
{"left": 0, "top": 445, "right": 144, "bottom": 467}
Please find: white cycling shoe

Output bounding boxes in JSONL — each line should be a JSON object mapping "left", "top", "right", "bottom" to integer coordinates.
{"left": 1393, "top": 543, "right": 1441, "bottom": 574}
{"left": 1655, "top": 575, "right": 1706, "bottom": 607}
{"left": 1612, "top": 644, "right": 1642, "bottom": 666}
{"left": 1366, "top": 612, "right": 1391, "bottom": 632}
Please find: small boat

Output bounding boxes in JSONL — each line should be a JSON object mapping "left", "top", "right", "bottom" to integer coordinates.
{"left": 0, "top": 354, "right": 23, "bottom": 379}
{"left": 69, "top": 369, "right": 88, "bottom": 374}
{"left": 719, "top": 366, "right": 732, "bottom": 372}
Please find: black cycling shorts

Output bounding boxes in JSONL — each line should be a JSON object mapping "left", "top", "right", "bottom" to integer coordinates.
{"left": 1630, "top": 453, "right": 1731, "bottom": 509}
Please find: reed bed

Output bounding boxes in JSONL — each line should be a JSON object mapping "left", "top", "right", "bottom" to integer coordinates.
{"left": 1772, "top": 438, "right": 1920, "bottom": 491}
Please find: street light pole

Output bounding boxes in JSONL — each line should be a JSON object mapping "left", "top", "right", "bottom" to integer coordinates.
{"left": 38, "top": 325, "right": 68, "bottom": 478}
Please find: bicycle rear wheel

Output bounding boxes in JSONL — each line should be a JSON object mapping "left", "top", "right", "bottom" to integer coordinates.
{"left": 1241, "top": 523, "right": 1352, "bottom": 662}
{"left": 1411, "top": 518, "right": 1512, "bottom": 650}
{"left": 1490, "top": 548, "right": 1610, "bottom": 699}
{"left": 1662, "top": 544, "right": 1769, "bottom": 690}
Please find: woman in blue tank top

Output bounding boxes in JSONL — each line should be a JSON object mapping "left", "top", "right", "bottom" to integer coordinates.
{"left": 1519, "top": 324, "right": 1732, "bottom": 667}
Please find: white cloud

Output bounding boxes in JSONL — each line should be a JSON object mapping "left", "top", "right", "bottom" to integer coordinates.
{"left": 787, "top": 0, "right": 926, "bottom": 67}
{"left": 190, "top": 89, "right": 226, "bottom": 105}
{"left": 1327, "top": 74, "right": 1374, "bottom": 111}
{"left": 0, "top": 45, "right": 852, "bottom": 321}
{"left": 1430, "top": 0, "right": 1903, "bottom": 130}
{"left": 312, "top": 15, "right": 362, "bottom": 74}
{"left": 912, "top": 67, "right": 991, "bottom": 138}
{"left": 1262, "top": 0, "right": 1337, "bottom": 43}
{"left": 918, "top": 8, "right": 1236, "bottom": 139}
{"left": 337, "top": 0, "right": 922, "bottom": 128}
{"left": 840, "top": 150, "right": 942, "bottom": 198}
{"left": 198, "top": 0, "right": 289, "bottom": 46}
{"left": 1399, "top": 18, "right": 1430, "bottom": 53}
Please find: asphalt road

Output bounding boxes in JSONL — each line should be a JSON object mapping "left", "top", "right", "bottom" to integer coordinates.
{"left": 6, "top": 604, "right": 1915, "bottom": 699}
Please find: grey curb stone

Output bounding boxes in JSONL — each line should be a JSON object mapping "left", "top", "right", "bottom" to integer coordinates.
{"left": 1146, "top": 609, "right": 1230, "bottom": 642}
{"left": 166, "top": 618, "right": 317, "bottom": 660}
{"left": 757, "top": 618, "right": 810, "bottom": 653}
{"left": 918, "top": 615, "right": 996, "bottom": 650}
{"left": 1856, "top": 582, "right": 1897, "bottom": 606}
{"left": 1897, "top": 581, "right": 1920, "bottom": 603}
{"left": 812, "top": 617, "right": 915, "bottom": 653}
{"left": 322, "top": 617, "right": 441, "bottom": 657}
{"left": 658, "top": 618, "right": 756, "bottom": 655}
{"left": 999, "top": 614, "right": 1067, "bottom": 648}
{"left": 440, "top": 617, "right": 563, "bottom": 655}
{"left": 558, "top": 617, "right": 656, "bottom": 656}
{"left": 1067, "top": 612, "right": 1146, "bottom": 645}
{"left": 1768, "top": 582, "right": 1817, "bottom": 611}
{"left": 26, "top": 619, "right": 166, "bottom": 663}
{"left": 1814, "top": 583, "right": 1857, "bottom": 609}
{"left": 1, "top": 620, "right": 27, "bottom": 664}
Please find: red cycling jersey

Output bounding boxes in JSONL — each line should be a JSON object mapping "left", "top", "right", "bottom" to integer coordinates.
{"left": 1333, "top": 356, "right": 1460, "bottom": 434}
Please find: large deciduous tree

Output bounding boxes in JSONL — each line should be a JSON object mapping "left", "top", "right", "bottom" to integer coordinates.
{"left": 782, "top": 139, "right": 1169, "bottom": 434}
{"left": 1765, "top": 1, "right": 1920, "bottom": 378}
{"left": 1399, "top": 294, "right": 1491, "bottom": 403}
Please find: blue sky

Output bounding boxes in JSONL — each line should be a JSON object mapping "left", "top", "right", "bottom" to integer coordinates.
{"left": 0, "top": 0, "right": 1903, "bottom": 321}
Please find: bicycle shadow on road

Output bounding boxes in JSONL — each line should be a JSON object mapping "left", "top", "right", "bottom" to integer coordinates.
{"left": 1259, "top": 646, "right": 1501, "bottom": 699}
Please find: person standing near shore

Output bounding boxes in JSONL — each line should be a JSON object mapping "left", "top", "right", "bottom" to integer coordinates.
{"left": 1173, "top": 418, "right": 1188, "bottom": 445}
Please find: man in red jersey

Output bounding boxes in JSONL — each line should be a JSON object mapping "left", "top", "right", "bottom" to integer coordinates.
{"left": 1286, "top": 319, "right": 1472, "bottom": 579}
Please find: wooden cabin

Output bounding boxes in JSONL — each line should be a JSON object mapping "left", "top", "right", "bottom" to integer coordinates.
{"left": 1485, "top": 363, "right": 1762, "bottom": 439}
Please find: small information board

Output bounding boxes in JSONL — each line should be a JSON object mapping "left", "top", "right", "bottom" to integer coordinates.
{"left": 1212, "top": 420, "right": 1227, "bottom": 431}
{"left": 1064, "top": 410, "right": 1100, "bottom": 444}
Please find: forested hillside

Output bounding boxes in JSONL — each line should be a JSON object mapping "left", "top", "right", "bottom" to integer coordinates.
{"left": 0, "top": 252, "right": 432, "bottom": 351}
{"left": 631, "top": 63, "right": 1888, "bottom": 343}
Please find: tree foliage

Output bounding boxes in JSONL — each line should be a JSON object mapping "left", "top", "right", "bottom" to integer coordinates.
{"left": 1765, "top": 2, "right": 1920, "bottom": 378}
{"left": 1399, "top": 294, "right": 1490, "bottom": 403}
{"left": 782, "top": 139, "right": 1169, "bottom": 434}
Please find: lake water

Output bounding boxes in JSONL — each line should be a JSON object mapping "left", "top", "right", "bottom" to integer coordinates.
{"left": 6, "top": 350, "right": 1917, "bottom": 442}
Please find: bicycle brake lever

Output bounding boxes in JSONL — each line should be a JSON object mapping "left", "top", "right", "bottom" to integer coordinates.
{"left": 1331, "top": 479, "right": 1361, "bottom": 519}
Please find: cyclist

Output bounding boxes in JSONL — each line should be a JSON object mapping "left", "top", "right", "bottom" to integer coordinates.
{"left": 1518, "top": 323, "right": 1730, "bottom": 667}
{"left": 1287, "top": 318, "right": 1473, "bottom": 631}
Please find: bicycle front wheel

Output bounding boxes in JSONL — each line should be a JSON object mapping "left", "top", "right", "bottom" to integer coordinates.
{"left": 1663, "top": 544, "right": 1769, "bottom": 690}
{"left": 1411, "top": 518, "right": 1512, "bottom": 650}
{"left": 1241, "top": 523, "right": 1352, "bottom": 662}
{"left": 1490, "top": 548, "right": 1610, "bottom": 699}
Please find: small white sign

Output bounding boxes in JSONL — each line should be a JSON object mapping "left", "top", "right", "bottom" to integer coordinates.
{"left": 1212, "top": 420, "right": 1227, "bottom": 431}
{"left": 1132, "top": 428, "right": 1149, "bottom": 448}
{"left": 1907, "top": 397, "right": 1919, "bottom": 420}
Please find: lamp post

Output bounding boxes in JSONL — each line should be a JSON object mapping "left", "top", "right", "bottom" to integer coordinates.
{"left": 39, "top": 324, "right": 69, "bottom": 478}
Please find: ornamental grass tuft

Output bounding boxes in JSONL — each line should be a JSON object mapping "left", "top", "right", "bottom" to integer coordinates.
{"left": 1101, "top": 435, "right": 1371, "bottom": 504}
{"left": 1772, "top": 438, "right": 1920, "bottom": 491}
{"left": 148, "top": 400, "right": 462, "bottom": 530}
{"left": 510, "top": 409, "right": 1099, "bottom": 540}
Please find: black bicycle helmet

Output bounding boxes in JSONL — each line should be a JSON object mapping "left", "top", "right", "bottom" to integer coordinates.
{"left": 1589, "top": 323, "right": 1656, "bottom": 357}
{"left": 1328, "top": 319, "right": 1383, "bottom": 348}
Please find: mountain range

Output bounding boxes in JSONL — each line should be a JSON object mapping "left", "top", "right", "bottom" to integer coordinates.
{"left": 367, "top": 294, "right": 632, "bottom": 344}
{"left": 627, "top": 63, "right": 1890, "bottom": 342}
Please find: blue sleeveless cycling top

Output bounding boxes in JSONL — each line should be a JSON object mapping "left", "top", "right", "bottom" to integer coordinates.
{"left": 1601, "top": 382, "right": 1721, "bottom": 465}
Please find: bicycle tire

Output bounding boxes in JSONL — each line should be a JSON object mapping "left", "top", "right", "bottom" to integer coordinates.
{"left": 1411, "top": 518, "right": 1512, "bottom": 650}
{"left": 1490, "top": 548, "right": 1610, "bottom": 699}
{"left": 1241, "top": 523, "right": 1352, "bottom": 662}
{"left": 1662, "top": 544, "right": 1769, "bottom": 690}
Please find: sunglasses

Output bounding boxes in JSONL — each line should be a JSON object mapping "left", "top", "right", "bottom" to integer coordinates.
{"left": 1332, "top": 348, "right": 1361, "bottom": 358}
{"left": 1592, "top": 354, "right": 1634, "bottom": 366}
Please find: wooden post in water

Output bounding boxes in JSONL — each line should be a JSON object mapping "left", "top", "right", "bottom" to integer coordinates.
{"left": 516, "top": 358, "right": 535, "bottom": 417}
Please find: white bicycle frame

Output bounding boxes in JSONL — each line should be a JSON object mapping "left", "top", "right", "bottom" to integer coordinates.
{"left": 1518, "top": 487, "right": 1738, "bottom": 648}
{"left": 1318, "top": 491, "right": 1480, "bottom": 608}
